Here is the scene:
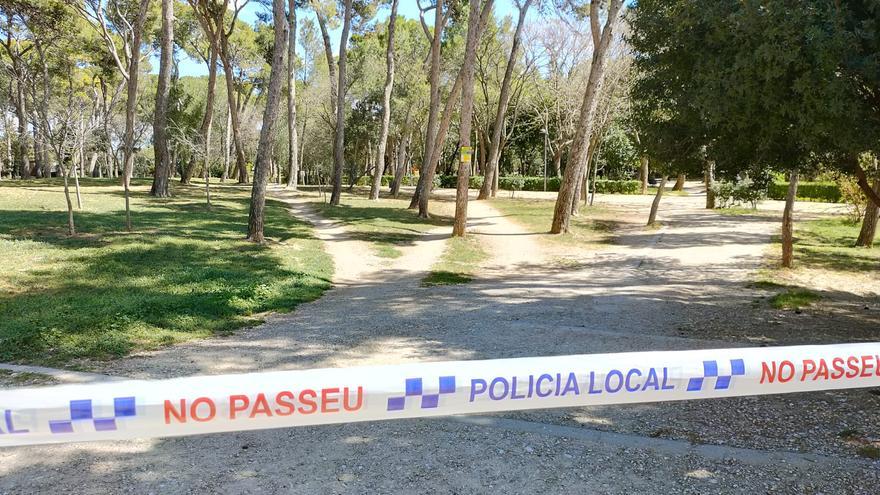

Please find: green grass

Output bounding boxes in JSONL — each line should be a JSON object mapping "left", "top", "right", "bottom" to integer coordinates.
{"left": 857, "top": 445, "right": 880, "bottom": 460}
{"left": 422, "top": 236, "right": 489, "bottom": 286}
{"left": 313, "top": 193, "right": 452, "bottom": 258}
{"left": 769, "top": 288, "right": 821, "bottom": 309}
{"left": 489, "top": 197, "right": 620, "bottom": 246}
{"left": 647, "top": 187, "right": 689, "bottom": 197}
{"left": 0, "top": 178, "right": 332, "bottom": 367}
{"left": 794, "top": 218, "right": 880, "bottom": 272}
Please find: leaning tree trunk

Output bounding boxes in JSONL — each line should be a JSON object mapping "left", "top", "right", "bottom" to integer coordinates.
{"left": 647, "top": 175, "right": 666, "bottom": 226}
{"left": 329, "top": 0, "right": 353, "bottom": 206}
{"left": 856, "top": 178, "right": 879, "bottom": 248}
{"left": 781, "top": 170, "right": 799, "bottom": 268}
{"left": 62, "top": 163, "right": 76, "bottom": 236}
{"left": 286, "top": 0, "right": 299, "bottom": 189}
{"left": 409, "top": 0, "right": 445, "bottom": 211}
{"left": 452, "top": 0, "right": 484, "bottom": 237}
{"left": 369, "top": 0, "right": 398, "bottom": 200}
{"left": 247, "top": 0, "right": 288, "bottom": 243}
{"left": 219, "top": 38, "right": 249, "bottom": 183}
{"left": 477, "top": 0, "right": 532, "bottom": 201}
{"left": 550, "top": 0, "right": 624, "bottom": 234}
{"left": 150, "top": 0, "right": 174, "bottom": 197}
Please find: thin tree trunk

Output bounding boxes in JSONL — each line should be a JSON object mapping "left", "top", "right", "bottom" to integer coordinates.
{"left": 247, "top": 0, "right": 288, "bottom": 242}
{"left": 409, "top": 0, "right": 445, "bottom": 211}
{"left": 222, "top": 108, "right": 231, "bottom": 182}
{"left": 647, "top": 175, "right": 666, "bottom": 226}
{"left": 477, "top": 0, "right": 532, "bottom": 201}
{"left": 781, "top": 171, "right": 799, "bottom": 268}
{"left": 121, "top": 0, "right": 151, "bottom": 231}
{"left": 370, "top": 0, "right": 398, "bottom": 200}
{"left": 13, "top": 81, "right": 30, "bottom": 179}
{"left": 391, "top": 128, "right": 411, "bottom": 197}
{"left": 285, "top": 0, "right": 299, "bottom": 189}
{"left": 452, "top": 0, "right": 483, "bottom": 237}
{"left": 220, "top": 38, "right": 248, "bottom": 183}
{"left": 150, "top": 0, "right": 174, "bottom": 197}
{"left": 62, "top": 165, "right": 75, "bottom": 235}
{"left": 639, "top": 157, "right": 648, "bottom": 194}
{"left": 550, "top": 0, "right": 624, "bottom": 234}
{"left": 705, "top": 159, "right": 716, "bottom": 209}
{"left": 329, "top": 0, "right": 353, "bottom": 205}
{"left": 856, "top": 178, "right": 879, "bottom": 248}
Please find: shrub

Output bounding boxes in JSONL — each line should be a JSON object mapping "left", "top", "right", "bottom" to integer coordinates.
{"left": 711, "top": 179, "right": 766, "bottom": 209}
{"left": 593, "top": 180, "right": 641, "bottom": 195}
{"left": 767, "top": 181, "right": 842, "bottom": 203}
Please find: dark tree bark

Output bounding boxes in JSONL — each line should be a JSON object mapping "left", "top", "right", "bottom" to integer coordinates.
{"left": 286, "top": 0, "right": 299, "bottom": 189}
{"left": 781, "top": 171, "right": 799, "bottom": 268}
{"left": 477, "top": 0, "right": 532, "bottom": 201}
{"left": 856, "top": 178, "right": 879, "bottom": 248}
{"left": 705, "top": 159, "right": 716, "bottom": 209}
{"left": 247, "top": 0, "right": 288, "bottom": 242}
{"left": 150, "top": 0, "right": 174, "bottom": 197}
{"left": 647, "top": 175, "right": 666, "bottom": 225}
{"left": 329, "top": 0, "right": 353, "bottom": 205}
{"left": 370, "top": 0, "right": 399, "bottom": 200}
{"left": 452, "top": 0, "right": 485, "bottom": 236}
{"left": 550, "top": 0, "right": 624, "bottom": 234}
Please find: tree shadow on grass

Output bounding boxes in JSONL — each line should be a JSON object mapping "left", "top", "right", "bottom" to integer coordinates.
{"left": 0, "top": 197, "right": 332, "bottom": 366}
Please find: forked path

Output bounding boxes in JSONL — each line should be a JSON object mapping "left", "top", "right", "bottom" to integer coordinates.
{"left": 2, "top": 190, "right": 877, "bottom": 494}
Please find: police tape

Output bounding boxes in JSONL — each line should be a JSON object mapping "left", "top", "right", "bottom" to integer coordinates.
{"left": 1, "top": 343, "right": 879, "bottom": 446}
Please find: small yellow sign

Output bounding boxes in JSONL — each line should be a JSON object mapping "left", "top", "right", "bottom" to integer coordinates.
{"left": 460, "top": 146, "right": 473, "bottom": 163}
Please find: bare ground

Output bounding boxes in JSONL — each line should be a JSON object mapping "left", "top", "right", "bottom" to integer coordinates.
{"left": 1, "top": 185, "right": 878, "bottom": 494}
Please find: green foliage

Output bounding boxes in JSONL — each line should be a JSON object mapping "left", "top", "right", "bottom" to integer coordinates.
{"left": 0, "top": 179, "right": 332, "bottom": 366}
{"left": 437, "top": 176, "right": 640, "bottom": 194}
{"left": 711, "top": 180, "right": 767, "bottom": 209}
{"left": 767, "top": 182, "right": 842, "bottom": 203}
{"left": 769, "top": 289, "right": 821, "bottom": 310}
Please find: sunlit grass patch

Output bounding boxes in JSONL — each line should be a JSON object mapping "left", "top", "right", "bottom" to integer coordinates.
{"left": 768, "top": 288, "right": 821, "bottom": 309}
{"left": 421, "top": 236, "right": 488, "bottom": 287}
{"left": 0, "top": 178, "right": 332, "bottom": 367}
{"left": 489, "top": 197, "right": 622, "bottom": 247}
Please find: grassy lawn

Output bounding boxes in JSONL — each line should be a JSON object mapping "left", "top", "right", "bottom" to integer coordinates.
{"left": 0, "top": 178, "right": 332, "bottom": 367}
{"left": 422, "top": 236, "right": 489, "bottom": 286}
{"left": 313, "top": 191, "right": 453, "bottom": 258}
{"left": 489, "top": 197, "right": 621, "bottom": 247}
{"left": 793, "top": 218, "right": 879, "bottom": 272}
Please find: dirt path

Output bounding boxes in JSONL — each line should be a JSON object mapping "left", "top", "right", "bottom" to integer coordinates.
{"left": 2, "top": 189, "right": 878, "bottom": 494}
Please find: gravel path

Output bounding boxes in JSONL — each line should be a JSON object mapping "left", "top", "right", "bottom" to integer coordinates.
{"left": 1, "top": 187, "right": 877, "bottom": 494}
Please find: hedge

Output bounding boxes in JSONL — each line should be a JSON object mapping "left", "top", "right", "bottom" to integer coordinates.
{"left": 354, "top": 175, "right": 418, "bottom": 187}
{"left": 767, "top": 181, "right": 842, "bottom": 203}
{"left": 435, "top": 176, "right": 643, "bottom": 194}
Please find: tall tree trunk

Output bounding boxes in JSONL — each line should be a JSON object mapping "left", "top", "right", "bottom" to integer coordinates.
{"left": 13, "top": 80, "right": 30, "bottom": 179}
{"left": 477, "top": 0, "right": 532, "bottom": 201}
{"left": 550, "top": 0, "right": 624, "bottom": 234}
{"left": 639, "top": 157, "right": 648, "bottom": 194}
{"left": 391, "top": 128, "right": 411, "bottom": 197}
{"left": 409, "top": 0, "right": 446, "bottom": 210}
{"left": 781, "top": 170, "right": 799, "bottom": 268}
{"left": 370, "top": 0, "right": 399, "bottom": 200}
{"left": 647, "top": 175, "right": 666, "bottom": 225}
{"left": 856, "top": 178, "right": 879, "bottom": 248}
{"left": 413, "top": 1, "right": 494, "bottom": 216}
{"left": 150, "top": 0, "right": 174, "bottom": 197}
{"left": 121, "top": 0, "right": 151, "bottom": 231}
{"left": 329, "top": 0, "right": 353, "bottom": 205}
{"left": 673, "top": 173, "right": 685, "bottom": 191}
{"left": 285, "top": 0, "right": 299, "bottom": 189}
{"left": 452, "top": 0, "right": 484, "bottom": 237}
{"left": 247, "top": 0, "right": 288, "bottom": 242}
{"left": 62, "top": 164, "right": 75, "bottom": 235}
{"left": 222, "top": 108, "right": 231, "bottom": 182}
{"left": 219, "top": 39, "right": 248, "bottom": 183}
{"left": 705, "top": 159, "right": 716, "bottom": 209}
